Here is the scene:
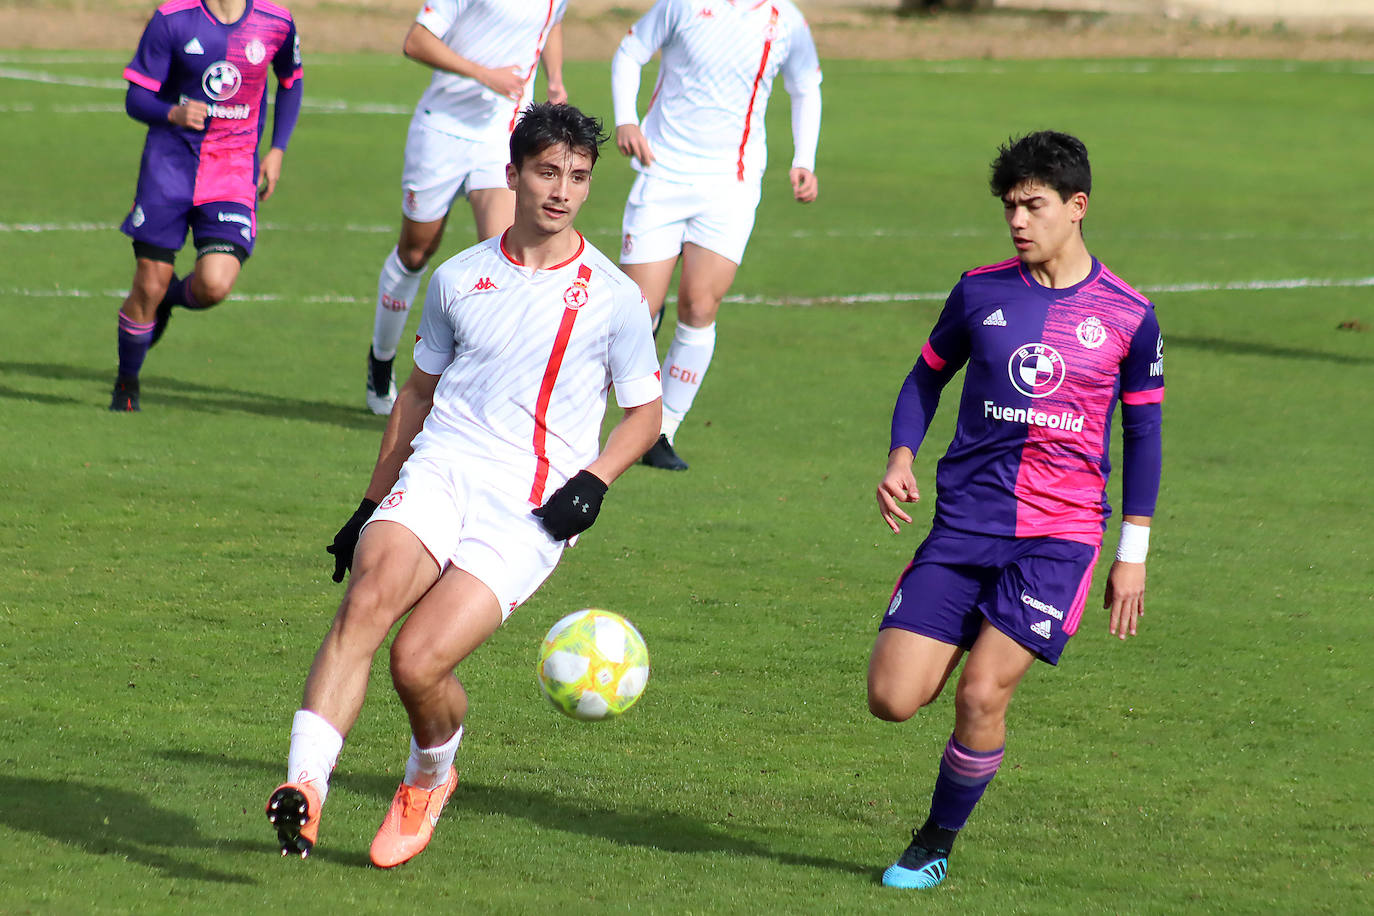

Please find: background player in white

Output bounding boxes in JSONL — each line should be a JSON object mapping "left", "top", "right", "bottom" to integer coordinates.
{"left": 611, "top": 0, "right": 822, "bottom": 469}
{"left": 267, "top": 103, "right": 662, "bottom": 867}
{"left": 366, "top": 0, "right": 569, "bottom": 415}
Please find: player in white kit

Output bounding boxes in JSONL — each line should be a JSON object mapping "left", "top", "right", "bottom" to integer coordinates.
{"left": 611, "top": 0, "right": 822, "bottom": 469}
{"left": 267, "top": 103, "right": 662, "bottom": 868}
{"left": 366, "top": 0, "right": 569, "bottom": 415}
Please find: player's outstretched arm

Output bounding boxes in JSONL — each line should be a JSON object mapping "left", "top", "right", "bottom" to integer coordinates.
{"left": 1103, "top": 515, "right": 1151, "bottom": 639}
{"left": 587, "top": 397, "right": 663, "bottom": 486}
{"left": 402, "top": 22, "right": 524, "bottom": 100}
{"left": 877, "top": 446, "right": 919, "bottom": 534}
{"left": 364, "top": 367, "right": 441, "bottom": 504}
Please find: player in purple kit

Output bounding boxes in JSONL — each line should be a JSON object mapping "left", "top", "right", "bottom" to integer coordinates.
{"left": 110, "top": 0, "right": 303, "bottom": 411}
{"left": 868, "top": 131, "right": 1164, "bottom": 889}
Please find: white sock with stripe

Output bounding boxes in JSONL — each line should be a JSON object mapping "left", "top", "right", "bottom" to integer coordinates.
{"left": 286, "top": 709, "right": 344, "bottom": 802}
{"left": 372, "top": 247, "right": 424, "bottom": 361}
{"left": 660, "top": 321, "right": 716, "bottom": 443}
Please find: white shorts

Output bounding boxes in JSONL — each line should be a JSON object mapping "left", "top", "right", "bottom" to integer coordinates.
{"left": 365, "top": 454, "right": 565, "bottom": 620}
{"left": 401, "top": 121, "right": 511, "bottom": 223}
{"left": 619, "top": 172, "right": 762, "bottom": 266}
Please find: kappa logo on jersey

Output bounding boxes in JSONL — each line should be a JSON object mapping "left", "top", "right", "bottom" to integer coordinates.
{"left": 1008, "top": 342, "right": 1066, "bottom": 398}
{"left": 183, "top": 37, "right": 205, "bottom": 55}
{"left": 469, "top": 277, "right": 499, "bottom": 293}
{"left": 1075, "top": 316, "right": 1107, "bottom": 349}
{"left": 202, "top": 61, "right": 242, "bottom": 101}
{"left": 982, "top": 309, "right": 1007, "bottom": 327}
{"left": 245, "top": 38, "right": 267, "bottom": 66}
{"left": 887, "top": 590, "right": 902, "bottom": 616}
{"left": 1150, "top": 333, "right": 1165, "bottom": 377}
{"left": 1030, "top": 619, "right": 1053, "bottom": 640}
{"left": 380, "top": 490, "right": 404, "bottom": 510}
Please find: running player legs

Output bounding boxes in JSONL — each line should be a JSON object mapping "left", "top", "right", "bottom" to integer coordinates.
{"left": 628, "top": 242, "right": 737, "bottom": 470}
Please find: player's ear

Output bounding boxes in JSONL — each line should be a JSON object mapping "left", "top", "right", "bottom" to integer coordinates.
{"left": 1070, "top": 191, "right": 1088, "bottom": 224}
{"left": 506, "top": 162, "right": 518, "bottom": 192}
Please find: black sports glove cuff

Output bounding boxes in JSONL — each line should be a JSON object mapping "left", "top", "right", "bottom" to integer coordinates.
{"left": 532, "top": 470, "right": 607, "bottom": 541}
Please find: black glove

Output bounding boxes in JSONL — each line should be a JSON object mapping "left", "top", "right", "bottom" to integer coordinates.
{"left": 532, "top": 470, "right": 608, "bottom": 541}
{"left": 326, "top": 497, "right": 379, "bottom": 583}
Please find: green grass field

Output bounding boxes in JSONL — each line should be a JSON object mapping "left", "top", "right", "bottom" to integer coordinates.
{"left": 1, "top": 50, "right": 1371, "bottom": 914}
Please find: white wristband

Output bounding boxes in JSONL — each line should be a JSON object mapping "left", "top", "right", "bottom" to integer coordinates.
{"left": 1116, "top": 521, "right": 1150, "bottom": 563}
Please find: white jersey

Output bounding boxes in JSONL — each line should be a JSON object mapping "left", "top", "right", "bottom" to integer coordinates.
{"left": 411, "top": 233, "right": 662, "bottom": 505}
{"left": 615, "top": 0, "right": 822, "bottom": 183}
{"left": 411, "top": 0, "right": 567, "bottom": 142}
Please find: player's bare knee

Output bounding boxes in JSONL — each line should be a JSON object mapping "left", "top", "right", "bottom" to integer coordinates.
{"left": 867, "top": 684, "right": 933, "bottom": 722}
{"left": 954, "top": 677, "right": 1011, "bottom": 726}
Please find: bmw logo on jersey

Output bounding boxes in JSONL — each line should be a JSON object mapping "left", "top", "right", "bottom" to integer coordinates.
{"left": 1008, "top": 343, "right": 1066, "bottom": 398}
{"left": 202, "top": 61, "right": 242, "bottom": 101}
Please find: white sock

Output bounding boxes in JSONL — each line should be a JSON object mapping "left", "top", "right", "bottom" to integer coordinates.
{"left": 660, "top": 321, "right": 716, "bottom": 443}
{"left": 404, "top": 726, "right": 463, "bottom": 791}
{"left": 372, "top": 247, "right": 424, "bottom": 361}
{"left": 286, "top": 709, "right": 344, "bottom": 802}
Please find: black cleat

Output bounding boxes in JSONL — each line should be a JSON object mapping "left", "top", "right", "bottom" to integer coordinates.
{"left": 109, "top": 375, "right": 140, "bottom": 412}
{"left": 266, "top": 783, "right": 321, "bottom": 859}
{"left": 365, "top": 347, "right": 396, "bottom": 415}
{"left": 641, "top": 434, "right": 688, "bottom": 471}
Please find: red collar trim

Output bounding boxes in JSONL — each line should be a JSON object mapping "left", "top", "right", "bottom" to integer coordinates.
{"left": 499, "top": 231, "right": 586, "bottom": 271}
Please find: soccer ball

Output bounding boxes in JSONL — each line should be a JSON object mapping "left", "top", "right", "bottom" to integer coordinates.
{"left": 537, "top": 609, "right": 649, "bottom": 721}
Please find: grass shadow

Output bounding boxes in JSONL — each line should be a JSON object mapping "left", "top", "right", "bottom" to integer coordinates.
{"left": 0, "top": 775, "right": 256, "bottom": 885}
{"left": 1168, "top": 334, "right": 1372, "bottom": 366}
{"left": 163, "top": 749, "right": 873, "bottom": 878}
{"left": 0, "top": 361, "right": 384, "bottom": 429}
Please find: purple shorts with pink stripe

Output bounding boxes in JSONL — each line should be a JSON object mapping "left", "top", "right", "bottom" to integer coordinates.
{"left": 880, "top": 529, "right": 1099, "bottom": 665}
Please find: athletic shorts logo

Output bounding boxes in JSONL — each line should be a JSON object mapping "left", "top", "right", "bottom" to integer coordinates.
{"left": 380, "top": 490, "right": 404, "bottom": 510}
{"left": 130, "top": 204, "right": 145, "bottom": 228}
{"left": 245, "top": 39, "right": 267, "bottom": 66}
{"left": 1021, "top": 590, "right": 1063, "bottom": 620}
{"left": 1008, "top": 343, "right": 1066, "bottom": 398}
{"left": 1030, "top": 619, "right": 1053, "bottom": 640}
{"left": 621, "top": 233, "right": 633, "bottom": 256}
{"left": 887, "top": 590, "right": 902, "bottom": 616}
{"left": 202, "top": 61, "right": 242, "bottom": 101}
{"left": 1075, "top": 316, "right": 1107, "bottom": 349}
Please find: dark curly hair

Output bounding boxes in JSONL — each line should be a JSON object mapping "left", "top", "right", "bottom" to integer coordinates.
{"left": 989, "top": 131, "right": 1091, "bottom": 202}
{"left": 510, "top": 102, "right": 609, "bottom": 170}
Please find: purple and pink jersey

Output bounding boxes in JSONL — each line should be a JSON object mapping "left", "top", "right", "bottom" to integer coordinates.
{"left": 123, "top": 0, "right": 301, "bottom": 212}
{"left": 891, "top": 256, "right": 1165, "bottom": 547}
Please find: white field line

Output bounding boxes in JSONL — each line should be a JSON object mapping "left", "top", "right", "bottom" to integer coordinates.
{"left": 6, "top": 275, "right": 1373, "bottom": 308}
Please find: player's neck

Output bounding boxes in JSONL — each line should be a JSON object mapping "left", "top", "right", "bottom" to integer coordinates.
{"left": 1023, "top": 240, "right": 1092, "bottom": 290}
{"left": 204, "top": 0, "right": 248, "bottom": 24}
{"left": 502, "top": 226, "right": 583, "bottom": 272}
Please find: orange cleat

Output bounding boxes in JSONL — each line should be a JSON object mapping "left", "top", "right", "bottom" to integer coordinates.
{"left": 368, "top": 767, "right": 459, "bottom": 868}
{"left": 266, "top": 780, "right": 324, "bottom": 859}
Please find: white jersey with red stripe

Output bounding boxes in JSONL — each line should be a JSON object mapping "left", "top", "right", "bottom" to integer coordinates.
{"left": 619, "top": 0, "right": 821, "bottom": 182}
{"left": 411, "top": 0, "right": 566, "bottom": 142}
{"left": 410, "top": 233, "right": 662, "bottom": 505}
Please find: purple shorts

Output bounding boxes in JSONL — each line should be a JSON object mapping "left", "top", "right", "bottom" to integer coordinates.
{"left": 120, "top": 197, "right": 257, "bottom": 258}
{"left": 880, "top": 529, "right": 1100, "bottom": 665}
